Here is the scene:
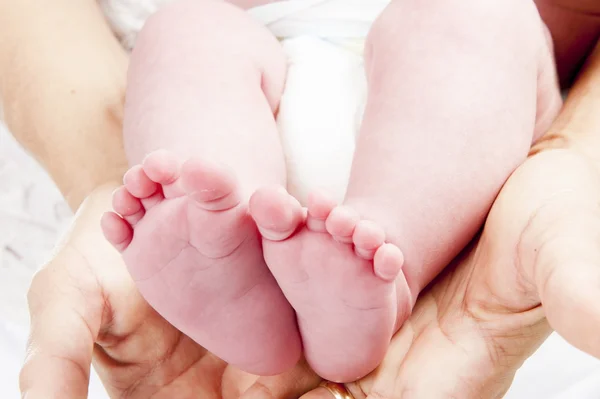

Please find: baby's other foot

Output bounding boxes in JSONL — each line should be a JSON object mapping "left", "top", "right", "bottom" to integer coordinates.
{"left": 250, "top": 188, "right": 412, "bottom": 382}
{"left": 101, "top": 150, "right": 300, "bottom": 375}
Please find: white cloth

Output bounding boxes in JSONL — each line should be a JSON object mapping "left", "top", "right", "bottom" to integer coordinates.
{"left": 247, "top": 0, "right": 389, "bottom": 204}
{"left": 248, "top": 0, "right": 387, "bottom": 39}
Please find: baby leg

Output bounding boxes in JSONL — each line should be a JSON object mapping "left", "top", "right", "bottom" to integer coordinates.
{"left": 351, "top": 0, "right": 561, "bottom": 300}
{"left": 250, "top": 0, "right": 561, "bottom": 381}
{"left": 101, "top": 0, "right": 300, "bottom": 375}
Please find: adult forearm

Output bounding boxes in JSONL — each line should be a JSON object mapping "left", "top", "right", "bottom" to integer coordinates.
{"left": 0, "top": 0, "right": 129, "bottom": 210}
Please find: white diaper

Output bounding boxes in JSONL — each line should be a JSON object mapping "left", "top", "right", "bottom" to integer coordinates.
{"left": 100, "top": 0, "right": 390, "bottom": 204}
{"left": 248, "top": 0, "right": 389, "bottom": 204}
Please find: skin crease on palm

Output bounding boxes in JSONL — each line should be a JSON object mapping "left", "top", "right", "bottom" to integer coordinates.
{"left": 14, "top": 2, "right": 600, "bottom": 399}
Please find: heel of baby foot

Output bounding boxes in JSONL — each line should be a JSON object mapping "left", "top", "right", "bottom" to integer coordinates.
{"left": 249, "top": 186, "right": 304, "bottom": 241}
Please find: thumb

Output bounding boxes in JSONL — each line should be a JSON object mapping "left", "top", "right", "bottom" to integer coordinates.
{"left": 19, "top": 249, "right": 104, "bottom": 398}
{"left": 530, "top": 205, "right": 600, "bottom": 359}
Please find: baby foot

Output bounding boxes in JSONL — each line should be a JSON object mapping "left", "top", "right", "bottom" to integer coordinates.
{"left": 101, "top": 150, "right": 300, "bottom": 375}
{"left": 249, "top": 187, "right": 412, "bottom": 382}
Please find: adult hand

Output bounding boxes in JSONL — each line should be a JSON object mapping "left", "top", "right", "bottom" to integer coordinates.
{"left": 26, "top": 152, "right": 598, "bottom": 399}
{"left": 19, "top": 183, "right": 320, "bottom": 398}
{"left": 299, "top": 148, "right": 600, "bottom": 399}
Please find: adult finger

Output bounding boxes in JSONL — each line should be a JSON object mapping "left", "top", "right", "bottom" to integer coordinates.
{"left": 531, "top": 205, "right": 600, "bottom": 359}
{"left": 498, "top": 151, "right": 600, "bottom": 359}
{"left": 19, "top": 249, "right": 104, "bottom": 398}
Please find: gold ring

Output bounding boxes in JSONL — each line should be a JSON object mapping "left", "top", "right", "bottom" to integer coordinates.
{"left": 319, "top": 381, "right": 354, "bottom": 399}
